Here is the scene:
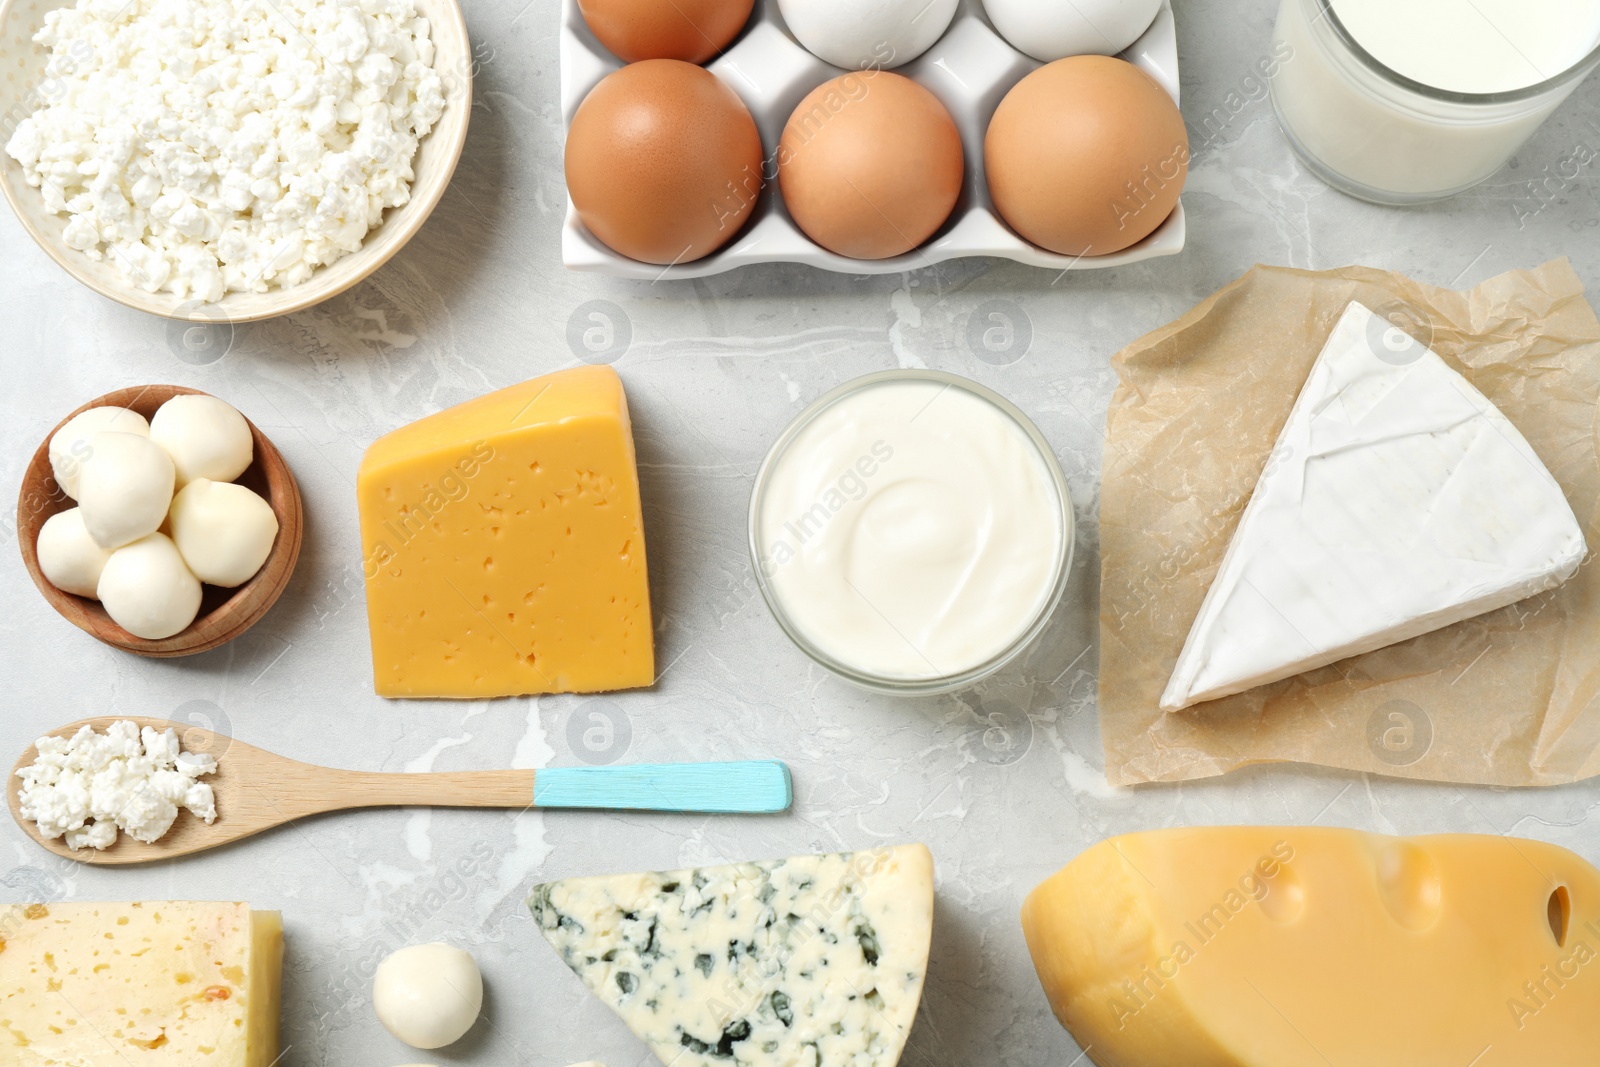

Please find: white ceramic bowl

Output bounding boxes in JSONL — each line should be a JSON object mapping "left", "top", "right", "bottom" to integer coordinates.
{"left": 0, "top": 0, "right": 472, "bottom": 322}
{"left": 560, "top": 0, "right": 1183, "bottom": 278}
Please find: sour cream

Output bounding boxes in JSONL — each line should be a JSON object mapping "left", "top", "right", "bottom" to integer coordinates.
{"left": 752, "top": 372, "right": 1069, "bottom": 689}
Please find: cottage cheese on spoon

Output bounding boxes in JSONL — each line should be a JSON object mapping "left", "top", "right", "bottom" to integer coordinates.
{"left": 15, "top": 720, "right": 218, "bottom": 850}
{"left": 6, "top": 0, "right": 447, "bottom": 301}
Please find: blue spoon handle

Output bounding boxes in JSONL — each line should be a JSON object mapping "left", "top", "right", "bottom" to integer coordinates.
{"left": 532, "top": 761, "right": 792, "bottom": 814}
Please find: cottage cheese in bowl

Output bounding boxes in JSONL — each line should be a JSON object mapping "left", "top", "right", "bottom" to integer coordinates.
{"left": 5, "top": 0, "right": 448, "bottom": 303}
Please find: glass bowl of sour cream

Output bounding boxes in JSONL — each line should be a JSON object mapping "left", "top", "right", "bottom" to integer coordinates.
{"left": 749, "top": 370, "right": 1074, "bottom": 695}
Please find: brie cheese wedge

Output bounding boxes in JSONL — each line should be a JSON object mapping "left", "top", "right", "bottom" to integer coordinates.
{"left": 1161, "top": 301, "right": 1587, "bottom": 711}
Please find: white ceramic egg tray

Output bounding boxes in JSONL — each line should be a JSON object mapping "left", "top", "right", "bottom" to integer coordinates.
{"left": 559, "top": 0, "right": 1183, "bottom": 278}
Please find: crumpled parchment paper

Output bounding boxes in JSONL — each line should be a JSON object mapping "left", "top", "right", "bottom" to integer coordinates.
{"left": 1099, "top": 258, "right": 1600, "bottom": 786}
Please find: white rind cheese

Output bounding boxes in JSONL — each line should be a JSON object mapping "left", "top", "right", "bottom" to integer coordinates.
{"left": 1162, "top": 301, "right": 1588, "bottom": 711}
{"left": 529, "top": 845, "right": 934, "bottom": 1067}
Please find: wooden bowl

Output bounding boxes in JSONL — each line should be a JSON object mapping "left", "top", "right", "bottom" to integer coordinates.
{"left": 0, "top": 0, "right": 470, "bottom": 322}
{"left": 16, "top": 386, "right": 304, "bottom": 657}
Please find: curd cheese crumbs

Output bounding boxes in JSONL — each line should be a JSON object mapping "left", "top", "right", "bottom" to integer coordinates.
{"left": 5, "top": 0, "right": 448, "bottom": 302}
{"left": 15, "top": 720, "right": 219, "bottom": 850}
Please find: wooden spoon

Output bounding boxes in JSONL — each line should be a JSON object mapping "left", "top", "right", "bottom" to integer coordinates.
{"left": 9, "top": 717, "right": 793, "bottom": 866}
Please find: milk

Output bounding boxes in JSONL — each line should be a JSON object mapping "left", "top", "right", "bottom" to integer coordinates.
{"left": 1335, "top": 0, "right": 1600, "bottom": 94}
{"left": 1270, "top": 0, "right": 1600, "bottom": 201}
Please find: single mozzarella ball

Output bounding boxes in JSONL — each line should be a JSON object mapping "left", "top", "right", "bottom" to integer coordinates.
{"left": 169, "top": 479, "right": 280, "bottom": 587}
{"left": 373, "top": 943, "right": 483, "bottom": 1050}
{"left": 150, "top": 394, "right": 253, "bottom": 486}
{"left": 982, "top": 0, "right": 1162, "bottom": 60}
{"left": 777, "top": 0, "right": 958, "bottom": 69}
{"left": 36, "top": 508, "right": 113, "bottom": 598}
{"left": 48, "top": 406, "right": 149, "bottom": 499}
{"left": 97, "top": 533, "right": 203, "bottom": 640}
{"left": 77, "top": 432, "right": 175, "bottom": 549}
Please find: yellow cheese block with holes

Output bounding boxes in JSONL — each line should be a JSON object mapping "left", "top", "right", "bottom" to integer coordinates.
{"left": 358, "top": 365, "right": 654, "bottom": 697}
{"left": 0, "top": 901, "right": 283, "bottom": 1065}
{"left": 1022, "top": 828, "right": 1600, "bottom": 1067}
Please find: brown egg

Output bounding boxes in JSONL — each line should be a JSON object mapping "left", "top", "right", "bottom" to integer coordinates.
{"left": 577, "top": 0, "right": 753, "bottom": 64}
{"left": 984, "top": 56, "right": 1188, "bottom": 257}
{"left": 777, "top": 71, "right": 964, "bottom": 260}
{"left": 566, "top": 60, "right": 764, "bottom": 265}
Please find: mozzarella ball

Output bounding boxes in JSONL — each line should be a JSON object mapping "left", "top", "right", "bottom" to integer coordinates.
{"left": 982, "top": 0, "right": 1162, "bottom": 61}
{"left": 169, "top": 479, "right": 279, "bottom": 587}
{"left": 77, "top": 432, "right": 176, "bottom": 549}
{"left": 97, "top": 533, "right": 203, "bottom": 639}
{"left": 373, "top": 943, "right": 483, "bottom": 1050}
{"left": 777, "top": 0, "right": 958, "bottom": 69}
{"left": 150, "top": 394, "right": 253, "bottom": 486}
{"left": 48, "top": 406, "right": 149, "bottom": 499}
{"left": 36, "top": 508, "right": 113, "bottom": 598}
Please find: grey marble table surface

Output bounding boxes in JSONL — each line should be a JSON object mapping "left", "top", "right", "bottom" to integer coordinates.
{"left": 3, "top": 1, "right": 1600, "bottom": 1064}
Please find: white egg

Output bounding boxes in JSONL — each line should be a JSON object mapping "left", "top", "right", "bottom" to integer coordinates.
{"left": 36, "top": 508, "right": 113, "bottom": 598}
{"left": 48, "top": 406, "right": 149, "bottom": 500}
{"left": 97, "top": 533, "right": 203, "bottom": 639}
{"left": 168, "top": 479, "right": 280, "bottom": 587}
{"left": 373, "top": 943, "right": 483, "bottom": 1050}
{"left": 77, "top": 432, "right": 176, "bottom": 549}
{"left": 150, "top": 394, "right": 253, "bottom": 486}
{"left": 981, "top": 0, "right": 1162, "bottom": 60}
{"left": 778, "top": 0, "right": 958, "bottom": 69}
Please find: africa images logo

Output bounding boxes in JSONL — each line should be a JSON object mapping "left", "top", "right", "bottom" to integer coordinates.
{"left": 761, "top": 440, "right": 894, "bottom": 572}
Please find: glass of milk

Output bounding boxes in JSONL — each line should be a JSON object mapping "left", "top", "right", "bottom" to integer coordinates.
{"left": 1270, "top": 0, "right": 1600, "bottom": 203}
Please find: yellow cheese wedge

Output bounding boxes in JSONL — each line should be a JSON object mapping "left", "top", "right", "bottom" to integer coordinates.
{"left": 1022, "top": 828, "right": 1600, "bottom": 1067}
{"left": 0, "top": 901, "right": 283, "bottom": 1065}
{"left": 358, "top": 365, "right": 654, "bottom": 697}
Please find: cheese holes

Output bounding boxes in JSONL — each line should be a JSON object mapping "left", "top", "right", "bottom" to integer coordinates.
{"left": 1548, "top": 885, "right": 1571, "bottom": 947}
{"left": 1255, "top": 861, "right": 1306, "bottom": 925}
{"left": 1375, "top": 841, "right": 1442, "bottom": 932}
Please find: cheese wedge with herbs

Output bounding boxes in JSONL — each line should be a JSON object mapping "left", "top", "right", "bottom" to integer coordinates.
{"left": 1023, "top": 828, "right": 1600, "bottom": 1067}
{"left": 358, "top": 365, "right": 654, "bottom": 698}
{"left": 0, "top": 901, "right": 283, "bottom": 1065}
{"left": 1162, "top": 301, "right": 1587, "bottom": 710}
{"left": 529, "top": 845, "right": 934, "bottom": 1067}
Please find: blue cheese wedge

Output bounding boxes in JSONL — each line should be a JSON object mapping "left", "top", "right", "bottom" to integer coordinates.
{"left": 1162, "top": 301, "right": 1588, "bottom": 710}
{"left": 529, "top": 844, "right": 934, "bottom": 1067}
{"left": 0, "top": 901, "right": 283, "bottom": 1065}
